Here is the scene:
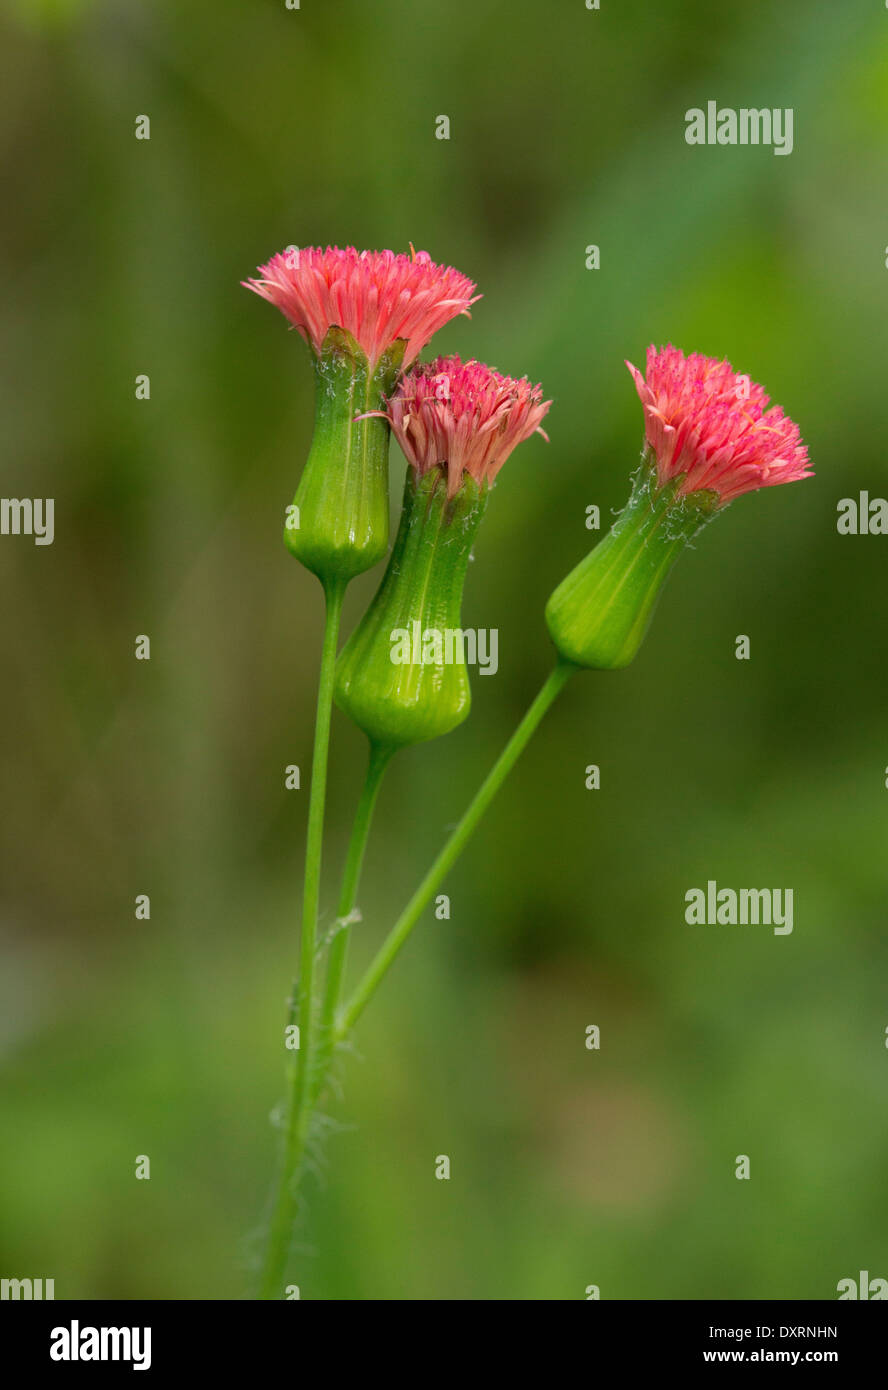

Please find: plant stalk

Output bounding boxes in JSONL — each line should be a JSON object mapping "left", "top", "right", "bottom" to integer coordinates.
{"left": 336, "top": 660, "right": 577, "bottom": 1038}
{"left": 312, "top": 740, "right": 393, "bottom": 1102}
{"left": 259, "top": 575, "right": 345, "bottom": 1299}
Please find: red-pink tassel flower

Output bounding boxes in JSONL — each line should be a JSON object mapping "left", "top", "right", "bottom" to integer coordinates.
{"left": 243, "top": 245, "right": 479, "bottom": 370}
{"left": 626, "top": 345, "right": 812, "bottom": 506}
{"left": 379, "top": 354, "right": 551, "bottom": 497}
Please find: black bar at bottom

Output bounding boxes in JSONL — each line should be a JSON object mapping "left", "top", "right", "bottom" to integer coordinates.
{"left": 1, "top": 1298, "right": 884, "bottom": 1373}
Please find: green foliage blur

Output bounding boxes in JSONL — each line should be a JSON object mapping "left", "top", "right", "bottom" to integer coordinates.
{"left": 1, "top": 0, "right": 886, "bottom": 1300}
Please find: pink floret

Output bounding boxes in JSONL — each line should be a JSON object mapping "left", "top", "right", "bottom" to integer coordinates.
{"left": 382, "top": 355, "right": 551, "bottom": 496}
{"left": 626, "top": 345, "right": 812, "bottom": 505}
{"left": 244, "top": 245, "right": 479, "bottom": 369}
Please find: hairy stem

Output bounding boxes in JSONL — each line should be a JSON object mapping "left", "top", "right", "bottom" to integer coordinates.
{"left": 259, "top": 575, "right": 345, "bottom": 1300}
{"left": 312, "top": 740, "right": 393, "bottom": 1102}
{"left": 337, "top": 661, "right": 577, "bottom": 1038}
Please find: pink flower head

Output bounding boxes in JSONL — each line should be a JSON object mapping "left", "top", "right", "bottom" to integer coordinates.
{"left": 243, "top": 245, "right": 479, "bottom": 370}
{"left": 379, "top": 355, "right": 551, "bottom": 497}
{"left": 626, "top": 345, "right": 812, "bottom": 506}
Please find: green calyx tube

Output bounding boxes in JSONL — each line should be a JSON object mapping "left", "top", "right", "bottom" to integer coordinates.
{"left": 335, "top": 467, "right": 489, "bottom": 748}
{"left": 545, "top": 453, "right": 719, "bottom": 670}
{"left": 284, "top": 326, "right": 406, "bottom": 584}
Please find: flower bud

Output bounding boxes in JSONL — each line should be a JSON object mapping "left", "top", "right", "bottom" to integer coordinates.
{"left": 335, "top": 355, "right": 551, "bottom": 747}
{"left": 547, "top": 345, "right": 812, "bottom": 670}
{"left": 243, "top": 246, "right": 479, "bottom": 585}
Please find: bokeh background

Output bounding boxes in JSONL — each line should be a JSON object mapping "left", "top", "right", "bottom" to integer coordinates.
{"left": 2, "top": 0, "right": 887, "bottom": 1300}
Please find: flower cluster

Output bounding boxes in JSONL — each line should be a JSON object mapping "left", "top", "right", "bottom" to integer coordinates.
{"left": 245, "top": 241, "right": 816, "bottom": 1298}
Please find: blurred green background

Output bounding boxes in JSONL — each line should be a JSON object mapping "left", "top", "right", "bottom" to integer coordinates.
{"left": 1, "top": 0, "right": 887, "bottom": 1300}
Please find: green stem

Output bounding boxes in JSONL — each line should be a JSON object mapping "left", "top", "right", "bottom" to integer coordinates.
{"left": 336, "top": 660, "right": 577, "bottom": 1038}
{"left": 312, "top": 740, "right": 393, "bottom": 1102}
{"left": 259, "top": 575, "right": 345, "bottom": 1300}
